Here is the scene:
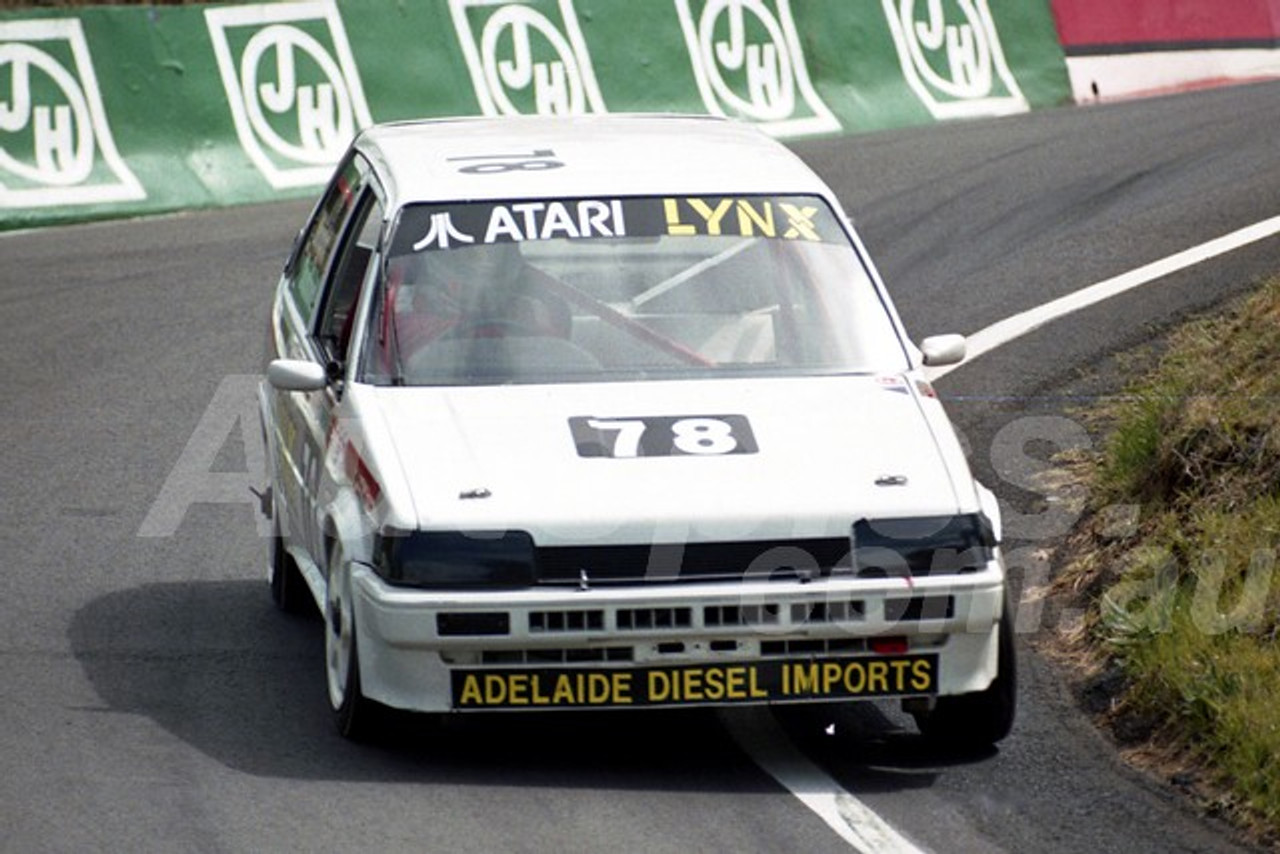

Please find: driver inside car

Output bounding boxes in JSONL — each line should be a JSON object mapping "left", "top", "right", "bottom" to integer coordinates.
{"left": 387, "top": 242, "right": 571, "bottom": 359}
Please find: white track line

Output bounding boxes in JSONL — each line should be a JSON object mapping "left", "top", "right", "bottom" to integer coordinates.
{"left": 931, "top": 214, "right": 1280, "bottom": 379}
{"left": 733, "top": 214, "right": 1280, "bottom": 852}
{"left": 722, "top": 709, "right": 927, "bottom": 854}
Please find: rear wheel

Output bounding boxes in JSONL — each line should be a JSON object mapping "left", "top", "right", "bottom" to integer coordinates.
{"left": 268, "top": 513, "right": 311, "bottom": 615}
{"left": 914, "top": 595, "right": 1017, "bottom": 749}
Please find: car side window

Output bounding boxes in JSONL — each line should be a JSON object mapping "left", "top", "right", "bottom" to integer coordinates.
{"left": 317, "top": 190, "right": 383, "bottom": 364}
{"left": 287, "top": 155, "right": 366, "bottom": 321}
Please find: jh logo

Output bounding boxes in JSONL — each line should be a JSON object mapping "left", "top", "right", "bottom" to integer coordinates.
{"left": 0, "top": 19, "right": 143, "bottom": 208}
{"left": 206, "top": 0, "right": 371, "bottom": 189}
{"left": 450, "top": 0, "right": 606, "bottom": 116}
{"left": 882, "top": 0, "right": 1027, "bottom": 119}
{"left": 674, "top": 0, "right": 838, "bottom": 138}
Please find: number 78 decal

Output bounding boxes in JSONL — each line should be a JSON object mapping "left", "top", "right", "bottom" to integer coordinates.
{"left": 570, "top": 415, "right": 758, "bottom": 458}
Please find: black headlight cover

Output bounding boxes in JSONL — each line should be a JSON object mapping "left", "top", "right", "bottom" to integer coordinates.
{"left": 374, "top": 529, "right": 536, "bottom": 589}
{"left": 852, "top": 514, "right": 995, "bottom": 578}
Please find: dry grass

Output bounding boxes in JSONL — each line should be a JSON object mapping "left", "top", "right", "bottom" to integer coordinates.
{"left": 1053, "top": 277, "right": 1280, "bottom": 843}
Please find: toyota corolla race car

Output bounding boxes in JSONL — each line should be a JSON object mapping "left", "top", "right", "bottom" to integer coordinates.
{"left": 259, "top": 114, "right": 1015, "bottom": 745}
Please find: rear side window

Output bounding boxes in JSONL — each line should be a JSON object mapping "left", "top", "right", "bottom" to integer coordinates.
{"left": 288, "top": 156, "right": 365, "bottom": 320}
{"left": 317, "top": 191, "right": 383, "bottom": 364}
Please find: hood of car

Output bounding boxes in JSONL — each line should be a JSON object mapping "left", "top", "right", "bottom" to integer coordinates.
{"left": 366, "top": 375, "right": 970, "bottom": 544}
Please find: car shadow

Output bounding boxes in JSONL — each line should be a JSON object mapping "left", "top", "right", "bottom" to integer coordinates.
{"left": 767, "top": 701, "right": 1001, "bottom": 796}
{"left": 68, "top": 579, "right": 996, "bottom": 791}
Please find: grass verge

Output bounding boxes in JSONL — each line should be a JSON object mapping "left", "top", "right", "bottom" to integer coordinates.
{"left": 1053, "top": 276, "right": 1280, "bottom": 844}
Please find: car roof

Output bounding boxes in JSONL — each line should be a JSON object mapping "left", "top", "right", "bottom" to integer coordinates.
{"left": 354, "top": 114, "right": 834, "bottom": 208}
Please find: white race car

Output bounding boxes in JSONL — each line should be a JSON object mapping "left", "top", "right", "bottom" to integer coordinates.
{"left": 259, "top": 114, "right": 1015, "bottom": 745}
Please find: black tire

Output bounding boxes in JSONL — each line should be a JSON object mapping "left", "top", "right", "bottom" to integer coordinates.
{"left": 325, "top": 553, "right": 381, "bottom": 741}
{"left": 268, "top": 517, "right": 312, "bottom": 615}
{"left": 332, "top": 632, "right": 380, "bottom": 741}
{"left": 914, "top": 596, "right": 1017, "bottom": 749}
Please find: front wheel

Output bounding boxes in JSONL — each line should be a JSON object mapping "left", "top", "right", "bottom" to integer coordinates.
{"left": 325, "top": 551, "right": 379, "bottom": 740}
{"left": 913, "top": 595, "right": 1017, "bottom": 749}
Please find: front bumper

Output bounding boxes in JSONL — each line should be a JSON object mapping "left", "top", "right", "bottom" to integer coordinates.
{"left": 350, "top": 559, "right": 1006, "bottom": 713}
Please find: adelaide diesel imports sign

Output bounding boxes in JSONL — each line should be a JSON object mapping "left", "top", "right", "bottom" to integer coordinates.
{"left": 453, "top": 654, "right": 938, "bottom": 709}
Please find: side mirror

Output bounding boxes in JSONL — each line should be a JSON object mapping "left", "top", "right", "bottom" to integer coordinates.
{"left": 267, "top": 359, "right": 329, "bottom": 392}
{"left": 920, "top": 334, "right": 966, "bottom": 367}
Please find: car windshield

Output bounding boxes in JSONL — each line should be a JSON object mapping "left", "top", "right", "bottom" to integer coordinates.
{"left": 360, "top": 195, "right": 909, "bottom": 385}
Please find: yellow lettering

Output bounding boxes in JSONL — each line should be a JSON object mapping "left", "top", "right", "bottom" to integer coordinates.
{"left": 911, "top": 658, "right": 933, "bottom": 692}
{"left": 507, "top": 673, "right": 529, "bottom": 705}
{"left": 612, "top": 672, "right": 633, "bottom": 705}
{"left": 792, "top": 663, "right": 819, "bottom": 695}
{"left": 683, "top": 668, "right": 705, "bottom": 702}
{"left": 551, "top": 674, "right": 575, "bottom": 704}
{"left": 700, "top": 667, "right": 722, "bottom": 701}
{"left": 588, "top": 673, "right": 612, "bottom": 704}
{"left": 649, "top": 670, "right": 671, "bottom": 702}
{"left": 530, "top": 673, "right": 551, "bottom": 705}
{"left": 749, "top": 666, "right": 767, "bottom": 698}
{"left": 868, "top": 661, "right": 889, "bottom": 694}
{"left": 725, "top": 667, "right": 745, "bottom": 700}
{"left": 780, "top": 203, "right": 821, "bottom": 241}
{"left": 736, "top": 199, "right": 776, "bottom": 236}
{"left": 664, "top": 199, "right": 696, "bottom": 236}
{"left": 889, "top": 660, "right": 911, "bottom": 693}
{"left": 822, "top": 662, "right": 844, "bottom": 694}
{"left": 843, "top": 661, "right": 866, "bottom": 694}
{"left": 459, "top": 674, "right": 483, "bottom": 706}
{"left": 483, "top": 674, "right": 507, "bottom": 705}
{"left": 689, "top": 198, "right": 734, "bottom": 235}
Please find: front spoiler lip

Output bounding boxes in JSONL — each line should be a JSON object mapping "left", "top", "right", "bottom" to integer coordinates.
{"left": 352, "top": 561, "right": 1006, "bottom": 649}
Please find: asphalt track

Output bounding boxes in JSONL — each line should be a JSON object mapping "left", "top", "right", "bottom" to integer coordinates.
{"left": 3, "top": 80, "right": 1279, "bottom": 852}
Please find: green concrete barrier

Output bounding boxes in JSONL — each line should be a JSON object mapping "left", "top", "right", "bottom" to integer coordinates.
{"left": 0, "top": 0, "right": 1070, "bottom": 230}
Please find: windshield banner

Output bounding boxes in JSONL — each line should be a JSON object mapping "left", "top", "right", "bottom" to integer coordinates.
{"left": 392, "top": 195, "right": 845, "bottom": 254}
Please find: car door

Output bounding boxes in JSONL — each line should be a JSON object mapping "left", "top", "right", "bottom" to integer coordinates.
{"left": 269, "top": 152, "right": 382, "bottom": 575}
